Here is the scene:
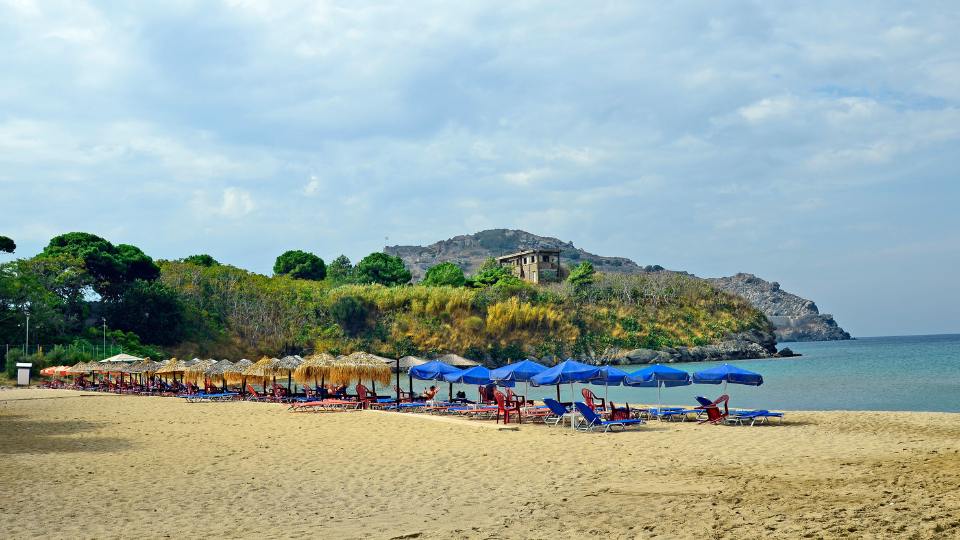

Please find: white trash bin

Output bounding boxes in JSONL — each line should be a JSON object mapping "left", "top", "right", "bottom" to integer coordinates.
{"left": 16, "top": 362, "right": 33, "bottom": 386}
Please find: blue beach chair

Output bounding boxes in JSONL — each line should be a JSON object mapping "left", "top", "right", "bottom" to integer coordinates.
{"left": 543, "top": 398, "right": 571, "bottom": 427}
{"left": 729, "top": 409, "right": 784, "bottom": 426}
{"left": 573, "top": 402, "right": 644, "bottom": 432}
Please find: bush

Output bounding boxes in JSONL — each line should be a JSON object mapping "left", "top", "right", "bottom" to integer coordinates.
{"left": 274, "top": 250, "right": 326, "bottom": 280}
{"left": 329, "top": 295, "right": 370, "bottom": 337}
{"left": 422, "top": 262, "right": 466, "bottom": 287}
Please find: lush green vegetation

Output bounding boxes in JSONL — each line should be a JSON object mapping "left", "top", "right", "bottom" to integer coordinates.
{"left": 0, "top": 236, "right": 14, "bottom": 254}
{"left": 273, "top": 250, "right": 326, "bottom": 280}
{"left": 1, "top": 232, "right": 771, "bottom": 370}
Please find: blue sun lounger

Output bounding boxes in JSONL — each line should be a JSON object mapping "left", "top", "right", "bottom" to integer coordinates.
{"left": 729, "top": 409, "right": 784, "bottom": 426}
{"left": 573, "top": 402, "right": 644, "bottom": 432}
{"left": 543, "top": 398, "right": 571, "bottom": 427}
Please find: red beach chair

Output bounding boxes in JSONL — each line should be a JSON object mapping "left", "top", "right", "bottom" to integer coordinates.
{"left": 494, "top": 390, "right": 522, "bottom": 425}
{"left": 695, "top": 394, "right": 730, "bottom": 424}
{"left": 608, "top": 401, "right": 632, "bottom": 421}
{"left": 582, "top": 388, "right": 606, "bottom": 412}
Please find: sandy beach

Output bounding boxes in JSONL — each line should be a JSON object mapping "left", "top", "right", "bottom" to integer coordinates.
{"left": 1, "top": 389, "right": 958, "bottom": 539}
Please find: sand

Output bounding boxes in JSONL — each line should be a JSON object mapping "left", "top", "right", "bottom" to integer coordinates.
{"left": 1, "top": 388, "right": 959, "bottom": 539}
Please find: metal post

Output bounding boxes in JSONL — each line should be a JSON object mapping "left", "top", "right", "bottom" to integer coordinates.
{"left": 25, "top": 313, "right": 30, "bottom": 353}
{"left": 102, "top": 318, "right": 106, "bottom": 359}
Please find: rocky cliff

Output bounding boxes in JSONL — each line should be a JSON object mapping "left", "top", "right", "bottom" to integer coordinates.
{"left": 706, "top": 273, "right": 851, "bottom": 342}
{"left": 385, "top": 229, "right": 651, "bottom": 281}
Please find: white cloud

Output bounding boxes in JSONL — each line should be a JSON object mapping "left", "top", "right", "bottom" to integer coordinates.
{"left": 738, "top": 96, "right": 797, "bottom": 123}
{"left": 304, "top": 176, "right": 323, "bottom": 196}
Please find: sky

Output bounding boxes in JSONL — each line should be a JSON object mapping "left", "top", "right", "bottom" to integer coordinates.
{"left": 1, "top": 1, "right": 958, "bottom": 337}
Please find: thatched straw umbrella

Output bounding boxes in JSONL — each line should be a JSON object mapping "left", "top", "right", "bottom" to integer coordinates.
{"left": 274, "top": 355, "right": 303, "bottom": 395}
{"left": 293, "top": 352, "right": 337, "bottom": 391}
{"left": 243, "top": 356, "right": 279, "bottom": 394}
{"left": 183, "top": 358, "right": 217, "bottom": 386}
{"left": 223, "top": 359, "right": 253, "bottom": 385}
{"left": 204, "top": 360, "right": 235, "bottom": 392}
{"left": 434, "top": 353, "right": 480, "bottom": 367}
{"left": 223, "top": 359, "right": 253, "bottom": 395}
{"left": 336, "top": 352, "right": 392, "bottom": 390}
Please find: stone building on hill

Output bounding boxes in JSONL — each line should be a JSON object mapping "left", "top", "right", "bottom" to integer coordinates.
{"left": 496, "top": 248, "right": 561, "bottom": 284}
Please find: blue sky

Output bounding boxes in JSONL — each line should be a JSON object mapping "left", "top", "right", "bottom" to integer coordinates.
{"left": 1, "top": 1, "right": 958, "bottom": 337}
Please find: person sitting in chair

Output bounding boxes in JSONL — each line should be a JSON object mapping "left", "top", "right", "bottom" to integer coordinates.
{"left": 420, "top": 385, "right": 439, "bottom": 401}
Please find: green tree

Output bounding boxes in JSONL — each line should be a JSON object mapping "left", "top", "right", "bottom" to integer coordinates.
{"left": 329, "top": 295, "right": 370, "bottom": 336}
{"left": 471, "top": 258, "right": 513, "bottom": 287}
{"left": 0, "top": 236, "right": 15, "bottom": 254}
{"left": 422, "top": 262, "right": 466, "bottom": 287}
{"left": 106, "top": 280, "right": 185, "bottom": 345}
{"left": 356, "top": 252, "right": 411, "bottom": 286}
{"left": 567, "top": 261, "right": 596, "bottom": 288}
{"left": 0, "top": 255, "right": 92, "bottom": 343}
{"left": 273, "top": 250, "right": 326, "bottom": 280}
{"left": 327, "top": 254, "right": 355, "bottom": 283}
{"left": 40, "top": 232, "right": 159, "bottom": 298}
{"left": 181, "top": 254, "right": 220, "bottom": 267}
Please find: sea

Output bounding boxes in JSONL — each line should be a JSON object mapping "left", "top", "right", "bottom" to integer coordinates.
{"left": 405, "top": 334, "right": 960, "bottom": 413}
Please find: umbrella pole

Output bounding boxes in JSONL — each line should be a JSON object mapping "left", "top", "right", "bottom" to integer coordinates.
{"left": 448, "top": 381, "right": 453, "bottom": 402}
{"left": 395, "top": 358, "right": 400, "bottom": 407}
{"left": 658, "top": 383, "right": 662, "bottom": 415}
{"left": 408, "top": 375, "right": 413, "bottom": 398}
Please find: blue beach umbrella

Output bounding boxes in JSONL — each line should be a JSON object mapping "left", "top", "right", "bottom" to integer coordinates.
{"left": 530, "top": 359, "right": 601, "bottom": 386}
{"left": 531, "top": 359, "right": 602, "bottom": 430}
{"left": 590, "top": 366, "right": 631, "bottom": 405}
{"left": 490, "top": 359, "right": 547, "bottom": 402}
{"left": 624, "top": 364, "right": 692, "bottom": 412}
{"left": 489, "top": 359, "right": 548, "bottom": 383}
{"left": 443, "top": 366, "right": 513, "bottom": 402}
{"left": 408, "top": 360, "right": 460, "bottom": 400}
{"left": 692, "top": 364, "right": 763, "bottom": 388}
{"left": 693, "top": 364, "right": 763, "bottom": 403}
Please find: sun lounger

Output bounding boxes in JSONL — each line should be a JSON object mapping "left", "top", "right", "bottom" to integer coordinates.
{"left": 695, "top": 395, "right": 730, "bottom": 425}
{"left": 181, "top": 392, "right": 238, "bottom": 403}
{"left": 573, "top": 402, "right": 644, "bottom": 432}
{"left": 288, "top": 399, "right": 362, "bottom": 412}
{"left": 542, "top": 398, "right": 572, "bottom": 427}
{"left": 728, "top": 409, "right": 784, "bottom": 426}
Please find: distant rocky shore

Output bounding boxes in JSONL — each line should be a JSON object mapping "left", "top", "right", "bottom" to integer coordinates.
{"left": 707, "top": 273, "right": 851, "bottom": 342}
{"left": 590, "top": 327, "right": 800, "bottom": 365}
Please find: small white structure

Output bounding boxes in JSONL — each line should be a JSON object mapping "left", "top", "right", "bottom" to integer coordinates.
{"left": 16, "top": 363, "right": 32, "bottom": 386}
{"left": 100, "top": 353, "right": 143, "bottom": 363}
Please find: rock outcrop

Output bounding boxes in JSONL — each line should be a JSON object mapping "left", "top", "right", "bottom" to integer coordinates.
{"left": 385, "top": 229, "right": 646, "bottom": 281}
{"left": 706, "top": 273, "right": 851, "bottom": 342}
{"left": 610, "top": 327, "right": 781, "bottom": 365}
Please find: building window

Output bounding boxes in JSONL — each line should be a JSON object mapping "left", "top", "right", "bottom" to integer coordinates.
{"left": 543, "top": 255, "right": 549, "bottom": 262}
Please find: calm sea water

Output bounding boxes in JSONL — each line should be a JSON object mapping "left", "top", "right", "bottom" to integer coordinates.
{"left": 404, "top": 334, "right": 960, "bottom": 412}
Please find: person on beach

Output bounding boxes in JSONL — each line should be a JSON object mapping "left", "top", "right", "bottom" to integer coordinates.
{"left": 420, "top": 385, "right": 439, "bottom": 401}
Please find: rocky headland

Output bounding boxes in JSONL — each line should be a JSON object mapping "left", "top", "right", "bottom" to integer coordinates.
{"left": 706, "top": 273, "right": 851, "bottom": 342}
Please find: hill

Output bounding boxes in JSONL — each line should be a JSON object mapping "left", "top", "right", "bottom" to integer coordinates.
{"left": 157, "top": 261, "right": 776, "bottom": 364}
{"left": 386, "top": 229, "right": 850, "bottom": 342}
{"left": 385, "top": 229, "right": 652, "bottom": 281}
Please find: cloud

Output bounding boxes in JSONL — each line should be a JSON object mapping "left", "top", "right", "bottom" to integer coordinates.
{"left": 2, "top": 1, "right": 959, "bottom": 335}
{"left": 304, "top": 176, "right": 323, "bottom": 196}
{"left": 191, "top": 188, "right": 256, "bottom": 218}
